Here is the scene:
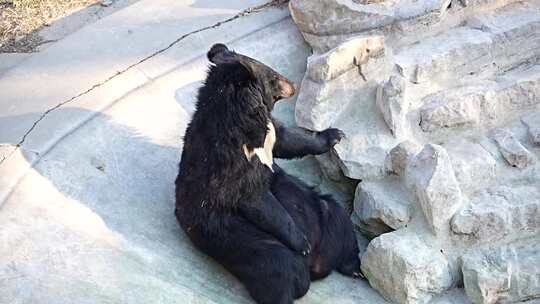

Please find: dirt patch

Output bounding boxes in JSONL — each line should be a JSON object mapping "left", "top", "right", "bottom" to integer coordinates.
{"left": 0, "top": 0, "right": 99, "bottom": 52}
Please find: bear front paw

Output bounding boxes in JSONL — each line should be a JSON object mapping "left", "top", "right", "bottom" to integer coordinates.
{"left": 319, "top": 128, "right": 345, "bottom": 149}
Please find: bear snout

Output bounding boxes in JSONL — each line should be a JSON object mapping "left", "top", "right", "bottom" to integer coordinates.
{"left": 278, "top": 77, "right": 295, "bottom": 99}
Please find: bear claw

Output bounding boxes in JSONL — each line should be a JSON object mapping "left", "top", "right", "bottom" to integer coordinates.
{"left": 301, "top": 237, "right": 312, "bottom": 256}
{"left": 352, "top": 271, "right": 365, "bottom": 279}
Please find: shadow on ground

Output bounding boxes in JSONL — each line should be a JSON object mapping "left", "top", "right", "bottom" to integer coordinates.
{"left": 0, "top": 107, "right": 254, "bottom": 303}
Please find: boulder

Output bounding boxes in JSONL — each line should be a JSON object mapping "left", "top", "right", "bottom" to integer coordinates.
{"left": 445, "top": 139, "right": 498, "bottom": 193}
{"left": 406, "top": 144, "right": 463, "bottom": 236}
{"left": 289, "top": 0, "right": 451, "bottom": 52}
{"left": 335, "top": 144, "right": 389, "bottom": 181}
{"left": 385, "top": 140, "right": 421, "bottom": 177}
{"left": 491, "top": 128, "right": 535, "bottom": 169}
{"left": 361, "top": 231, "right": 454, "bottom": 304}
{"left": 376, "top": 75, "right": 409, "bottom": 138}
{"left": 451, "top": 185, "right": 540, "bottom": 242}
{"left": 461, "top": 237, "right": 540, "bottom": 304}
{"left": 353, "top": 177, "right": 413, "bottom": 236}
{"left": 295, "top": 36, "right": 386, "bottom": 131}
{"left": 419, "top": 85, "right": 488, "bottom": 132}
{"left": 306, "top": 36, "right": 385, "bottom": 82}
{"left": 396, "top": 13, "right": 540, "bottom": 84}
{"left": 419, "top": 66, "right": 540, "bottom": 132}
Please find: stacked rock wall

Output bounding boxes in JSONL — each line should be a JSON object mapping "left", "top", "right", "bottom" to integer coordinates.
{"left": 289, "top": 0, "right": 540, "bottom": 303}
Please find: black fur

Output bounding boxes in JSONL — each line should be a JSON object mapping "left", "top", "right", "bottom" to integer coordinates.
{"left": 175, "top": 44, "right": 361, "bottom": 304}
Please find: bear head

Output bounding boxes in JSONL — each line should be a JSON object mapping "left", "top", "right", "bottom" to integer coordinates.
{"left": 206, "top": 43, "right": 295, "bottom": 112}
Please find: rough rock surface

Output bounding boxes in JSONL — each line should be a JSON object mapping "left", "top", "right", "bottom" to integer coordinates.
{"left": 290, "top": 0, "right": 540, "bottom": 302}
{"left": 386, "top": 140, "right": 422, "bottom": 176}
{"left": 289, "top": 0, "right": 452, "bottom": 53}
{"left": 361, "top": 231, "right": 454, "bottom": 304}
{"left": 491, "top": 128, "right": 536, "bottom": 169}
{"left": 295, "top": 35, "right": 386, "bottom": 131}
{"left": 444, "top": 139, "right": 498, "bottom": 193}
{"left": 451, "top": 184, "right": 540, "bottom": 243}
{"left": 354, "top": 177, "right": 413, "bottom": 236}
{"left": 521, "top": 112, "right": 540, "bottom": 145}
{"left": 461, "top": 238, "right": 540, "bottom": 304}
{"left": 419, "top": 66, "right": 540, "bottom": 132}
{"left": 405, "top": 144, "right": 463, "bottom": 236}
{"left": 377, "top": 76, "right": 409, "bottom": 137}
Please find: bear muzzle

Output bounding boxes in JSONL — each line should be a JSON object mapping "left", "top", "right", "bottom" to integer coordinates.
{"left": 278, "top": 77, "right": 295, "bottom": 100}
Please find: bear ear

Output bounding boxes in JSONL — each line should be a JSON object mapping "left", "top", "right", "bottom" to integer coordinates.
{"left": 208, "top": 43, "right": 258, "bottom": 79}
{"left": 207, "top": 43, "right": 236, "bottom": 64}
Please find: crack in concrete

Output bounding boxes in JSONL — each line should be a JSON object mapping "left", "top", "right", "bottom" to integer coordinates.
{"left": 0, "top": 144, "right": 18, "bottom": 165}
{"left": 0, "top": 0, "right": 288, "bottom": 166}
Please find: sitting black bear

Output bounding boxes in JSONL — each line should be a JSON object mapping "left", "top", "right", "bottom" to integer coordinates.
{"left": 175, "top": 44, "right": 361, "bottom": 304}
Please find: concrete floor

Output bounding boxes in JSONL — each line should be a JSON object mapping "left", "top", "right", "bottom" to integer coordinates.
{"left": 0, "top": 1, "right": 387, "bottom": 303}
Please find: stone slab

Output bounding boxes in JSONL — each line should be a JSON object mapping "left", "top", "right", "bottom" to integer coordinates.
{"left": 451, "top": 184, "right": 540, "bottom": 243}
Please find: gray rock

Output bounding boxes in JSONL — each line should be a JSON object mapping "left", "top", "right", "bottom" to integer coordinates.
{"left": 336, "top": 144, "right": 389, "bottom": 180}
{"left": 386, "top": 140, "right": 421, "bottom": 177}
{"left": 406, "top": 144, "right": 463, "bottom": 236}
{"left": 294, "top": 71, "right": 355, "bottom": 131}
{"left": 289, "top": 0, "right": 450, "bottom": 52}
{"left": 419, "top": 85, "right": 487, "bottom": 131}
{"left": 361, "top": 231, "right": 454, "bottom": 304}
{"left": 459, "top": 0, "right": 520, "bottom": 7}
{"left": 354, "top": 177, "right": 413, "bottom": 236}
{"left": 491, "top": 128, "right": 536, "bottom": 169}
{"left": 395, "top": 27, "right": 492, "bottom": 84}
{"left": 461, "top": 238, "right": 540, "bottom": 304}
{"left": 445, "top": 140, "right": 498, "bottom": 193}
{"left": 451, "top": 185, "right": 540, "bottom": 242}
{"left": 287, "top": 1, "right": 540, "bottom": 303}
{"left": 419, "top": 66, "right": 540, "bottom": 132}
{"left": 295, "top": 36, "right": 387, "bottom": 131}
{"left": 351, "top": 210, "right": 390, "bottom": 239}
{"left": 377, "top": 75, "right": 409, "bottom": 138}
{"left": 306, "top": 36, "right": 385, "bottom": 82}
{"left": 521, "top": 112, "right": 540, "bottom": 145}
{"left": 428, "top": 289, "right": 473, "bottom": 304}
{"left": 315, "top": 151, "right": 347, "bottom": 182}
{"left": 396, "top": 11, "right": 540, "bottom": 84}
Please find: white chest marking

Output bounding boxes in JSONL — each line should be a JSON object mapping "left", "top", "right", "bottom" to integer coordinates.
{"left": 242, "top": 121, "right": 276, "bottom": 172}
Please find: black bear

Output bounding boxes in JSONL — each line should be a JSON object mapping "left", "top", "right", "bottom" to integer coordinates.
{"left": 175, "top": 44, "right": 361, "bottom": 304}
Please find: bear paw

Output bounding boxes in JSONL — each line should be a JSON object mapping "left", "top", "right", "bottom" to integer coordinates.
{"left": 318, "top": 128, "right": 345, "bottom": 149}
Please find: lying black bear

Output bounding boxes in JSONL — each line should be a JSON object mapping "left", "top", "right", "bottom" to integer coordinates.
{"left": 175, "top": 44, "right": 361, "bottom": 304}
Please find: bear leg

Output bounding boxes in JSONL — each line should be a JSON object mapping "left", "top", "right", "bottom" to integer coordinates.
{"left": 225, "top": 241, "right": 310, "bottom": 304}
{"left": 269, "top": 168, "right": 362, "bottom": 279}
{"left": 318, "top": 196, "right": 362, "bottom": 279}
{"left": 272, "top": 120, "right": 345, "bottom": 159}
